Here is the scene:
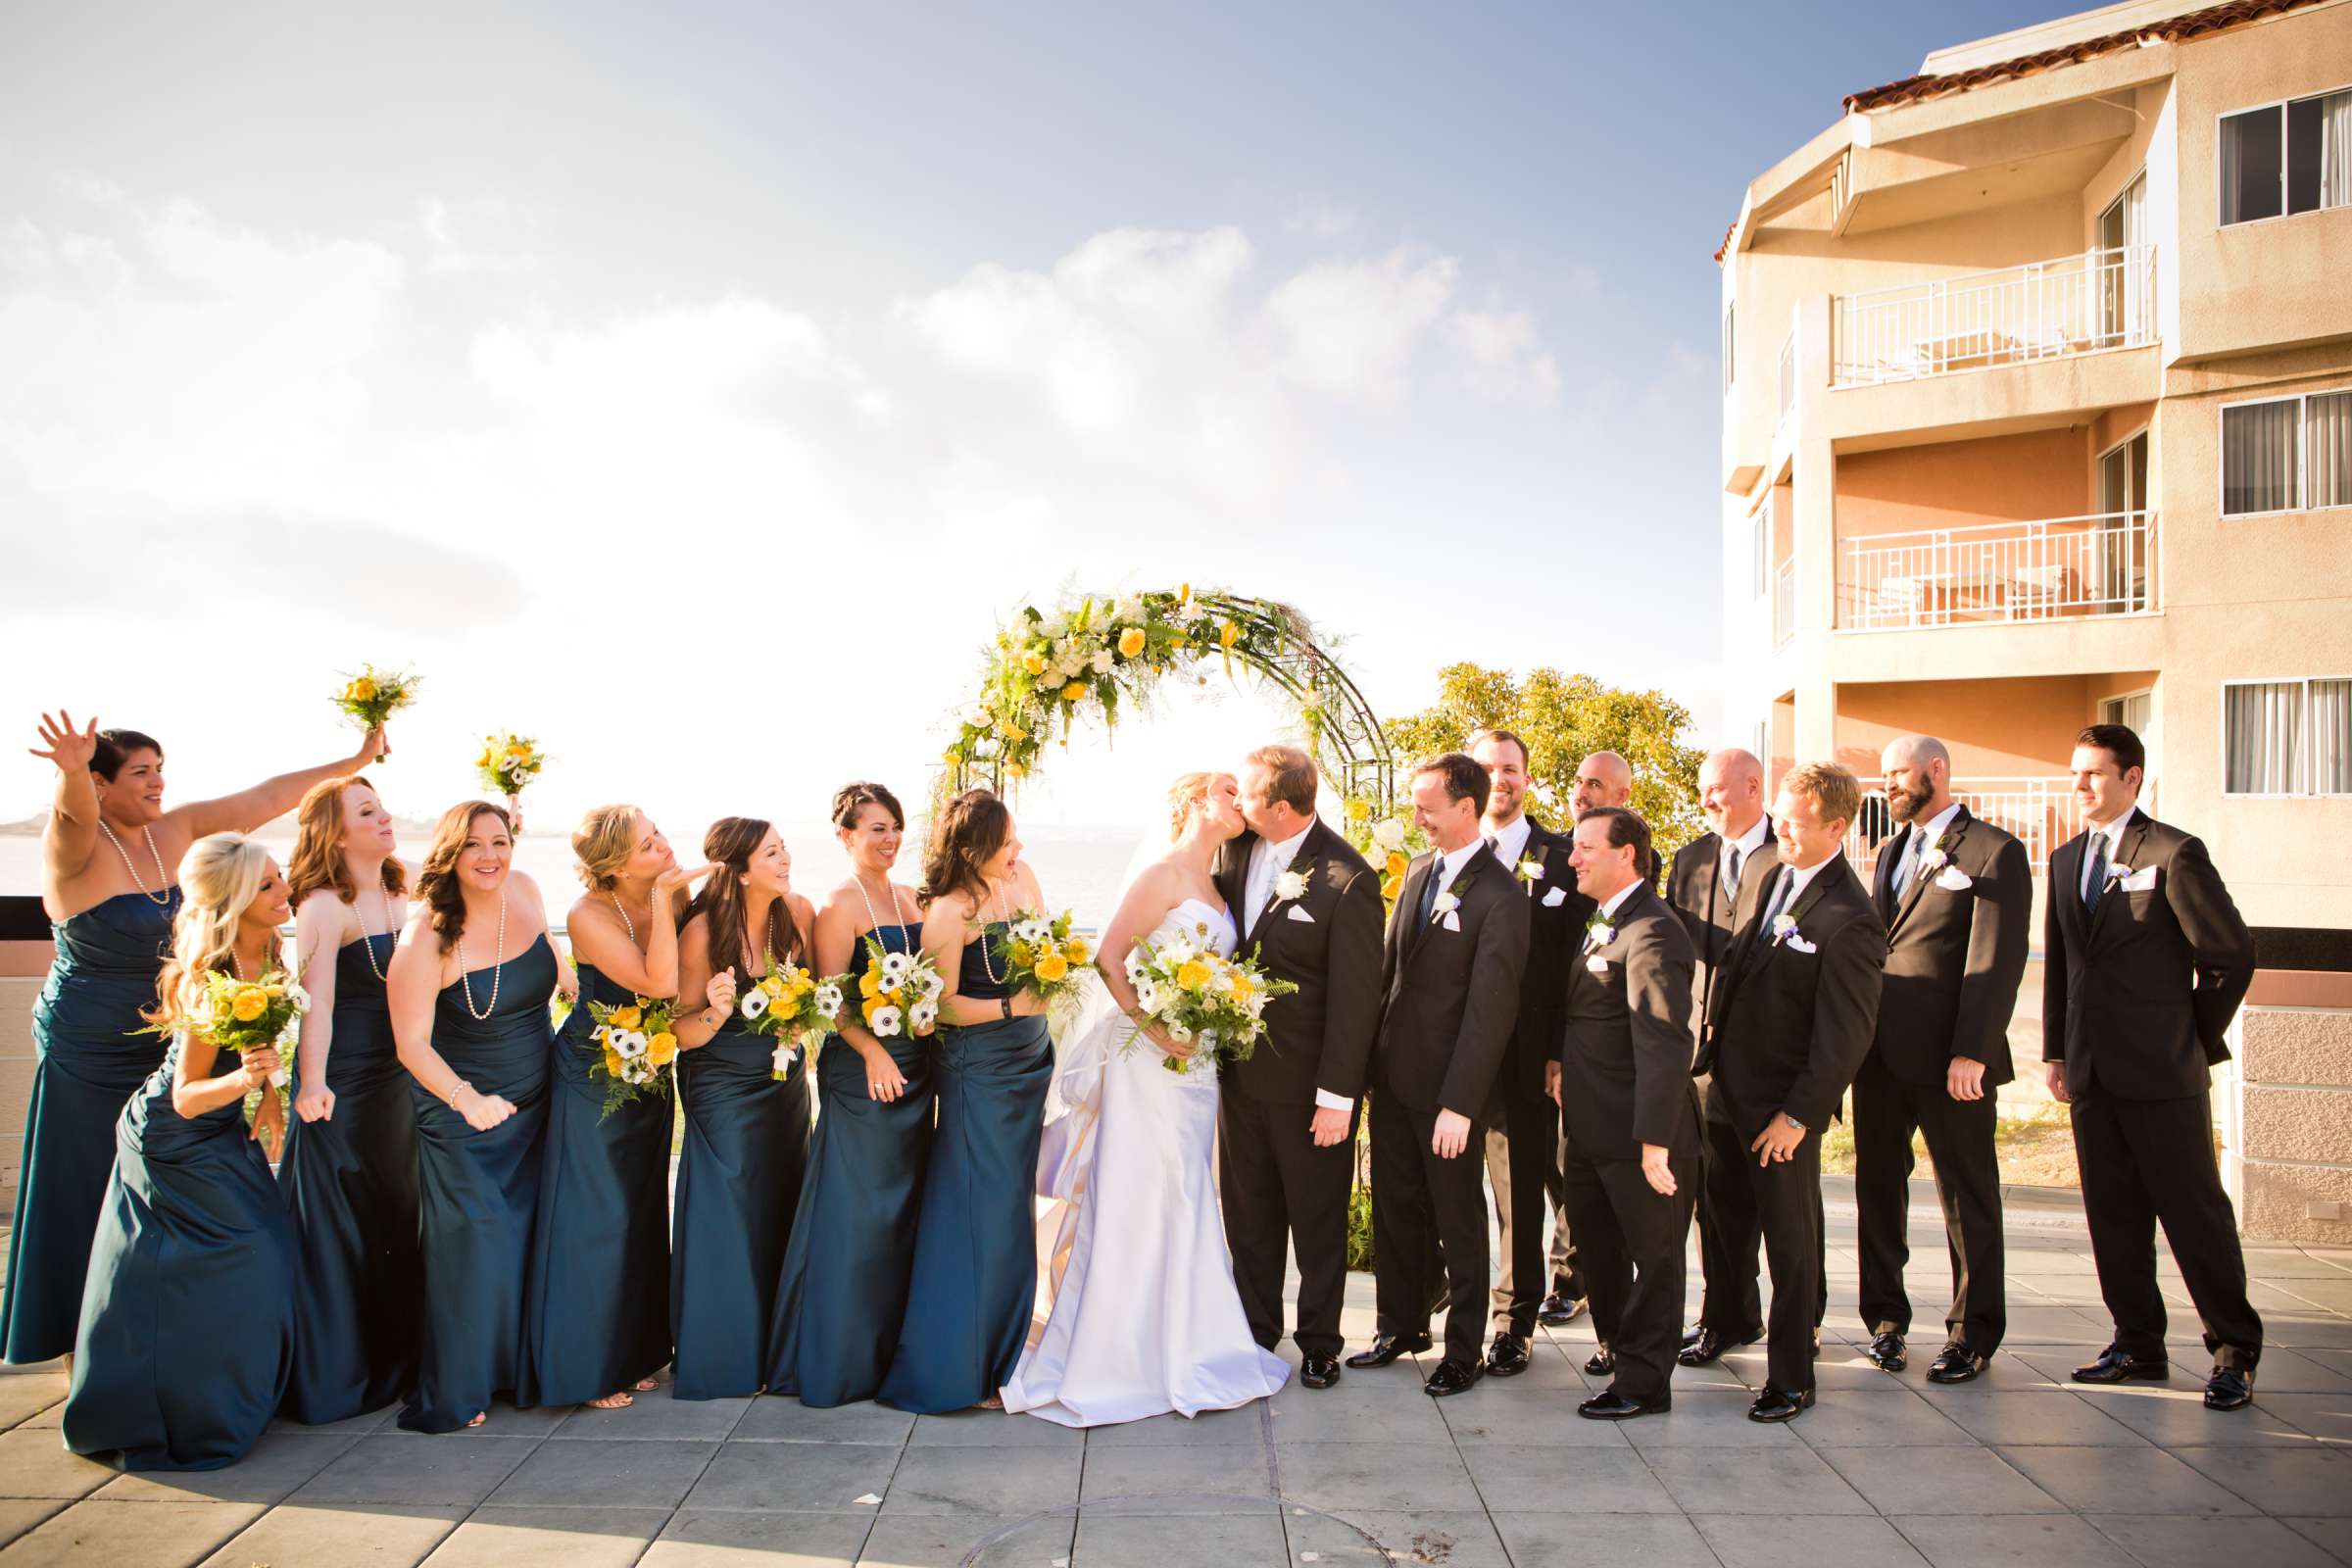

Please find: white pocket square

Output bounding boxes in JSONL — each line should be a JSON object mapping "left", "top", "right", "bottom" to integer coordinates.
{"left": 1542, "top": 886, "right": 1567, "bottom": 907}
{"left": 1285, "top": 904, "right": 1315, "bottom": 924}
{"left": 1441, "top": 910, "right": 1462, "bottom": 933}
{"left": 1585, "top": 955, "right": 1610, "bottom": 975}
{"left": 1785, "top": 934, "right": 1818, "bottom": 955}
{"left": 2118, "top": 866, "right": 2158, "bottom": 893}
{"left": 1934, "top": 866, "right": 1973, "bottom": 892}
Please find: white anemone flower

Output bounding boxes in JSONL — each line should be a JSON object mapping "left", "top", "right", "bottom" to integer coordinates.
{"left": 615, "top": 1029, "right": 650, "bottom": 1059}
{"left": 812, "top": 983, "right": 844, "bottom": 1019}
{"left": 1135, "top": 978, "right": 1161, "bottom": 1013}
{"left": 740, "top": 989, "right": 771, "bottom": 1021}
{"left": 879, "top": 951, "right": 912, "bottom": 986}
{"left": 870, "top": 1005, "right": 904, "bottom": 1038}
{"left": 908, "top": 1000, "right": 938, "bottom": 1033}
{"left": 918, "top": 970, "right": 944, "bottom": 1003}
{"left": 1167, "top": 1021, "right": 1195, "bottom": 1043}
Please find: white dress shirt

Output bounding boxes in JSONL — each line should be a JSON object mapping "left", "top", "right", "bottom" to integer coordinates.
{"left": 1718, "top": 814, "right": 1770, "bottom": 901}
{"left": 1248, "top": 823, "right": 1351, "bottom": 1115}
{"left": 2080, "top": 810, "right": 2135, "bottom": 901}
{"left": 1425, "top": 839, "right": 1483, "bottom": 904}
{"left": 1485, "top": 812, "right": 1532, "bottom": 873}
{"left": 1761, "top": 851, "right": 1837, "bottom": 927}
{"left": 1584, "top": 878, "right": 1642, "bottom": 948}
{"left": 1891, "top": 800, "right": 1964, "bottom": 898}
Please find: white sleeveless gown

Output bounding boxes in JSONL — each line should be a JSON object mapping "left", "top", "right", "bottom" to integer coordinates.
{"left": 1000, "top": 897, "right": 1291, "bottom": 1426}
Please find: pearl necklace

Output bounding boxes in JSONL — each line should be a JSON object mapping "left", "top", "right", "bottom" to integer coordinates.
{"left": 609, "top": 891, "right": 637, "bottom": 943}
{"left": 852, "top": 873, "right": 909, "bottom": 948}
{"left": 99, "top": 818, "right": 174, "bottom": 906}
{"left": 456, "top": 893, "right": 508, "bottom": 1021}
{"left": 358, "top": 878, "right": 395, "bottom": 984}
{"left": 974, "top": 882, "right": 1009, "bottom": 986}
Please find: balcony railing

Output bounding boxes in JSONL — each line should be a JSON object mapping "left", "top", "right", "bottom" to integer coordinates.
{"left": 1844, "top": 776, "right": 2089, "bottom": 880}
{"left": 1833, "top": 244, "right": 2156, "bottom": 386}
{"left": 1838, "top": 511, "right": 2158, "bottom": 632}
{"left": 1777, "top": 331, "right": 1795, "bottom": 421}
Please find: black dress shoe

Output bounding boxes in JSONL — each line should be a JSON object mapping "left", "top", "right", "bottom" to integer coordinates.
{"left": 1680, "top": 1323, "right": 1703, "bottom": 1349}
{"left": 1578, "top": 1389, "right": 1670, "bottom": 1420}
{"left": 1537, "top": 1292, "right": 1589, "bottom": 1327}
{"left": 2073, "top": 1346, "right": 2170, "bottom": 1385}
{"left": 1678, "top": 1327, "right": 1757, "bottom": 1367}
{"left": 1746, "top": 1385, "right": 1816, "bottom": 1423}
{"left": 1423, "top": 1357, "right": 1482, "bottom": 1397}
{"left": 1865, "top": 1330, "right": 1907, "bottom": 1373}
{"left": 1927, "top": 1345, "right": 1988, "bottom": 1385}
{"left": 1346, "top": 1333, "right": 1433, "bottom": 1370}
{"left": 2204, "top": 1364, "right": 2255, "bottom": 1411}
{"left": 1299, "top": 1354, "right": 1341, "bottom": 1390}
{"left": 1585, "top": 1345, "right": 1615, "bottom": 1377}
{"left": 1485, "top": 1333, "right": 1532, "bottom": 1378}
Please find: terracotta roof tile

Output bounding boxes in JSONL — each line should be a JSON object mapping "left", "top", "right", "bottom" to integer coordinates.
{"left": 1843, "top": 0, "right": 2328, "bottom": 112}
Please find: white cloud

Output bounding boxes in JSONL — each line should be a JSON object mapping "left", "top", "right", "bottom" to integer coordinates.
{"left": 1284, "top": 203, "right": 1358, "bottom": 241}
{"left": 1263, "top": 249, "right": 1457, "bottom": 409}
{"left": 1444, "top": 308, "right": 1561, "bottom": 405}
{"left": 420, "top": 198, "right": 536, "bottom": 277}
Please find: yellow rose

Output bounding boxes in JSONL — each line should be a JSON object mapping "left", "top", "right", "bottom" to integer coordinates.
{"left": 1347, "top": 798, "right": 1372, "bottom": 822}
{"left": 604, "top": 1046, "right": 627, "bottom": 1077}
{"left": 943, "top": 749, "right": 962, "bottom": 764}
{"left": 760, "top": 976, "right": 786, "bottom": 998}
{"left": 1062, "top": 938, "right": 1090, "bottom": 964}
{"left": 1004, "top": 761, "right": 1027, "bottom": 779}
{"left": 1179, "top": 582, "right": 1192, "bottom": 603}
{"left": 859, "top": 971, "right": 883, "bottom": 999}
{"left": 1061, "top": 681, "right": 1087, "bottom": 703}
{"left": 861, "top": 996, "right": 884, "bottom": 1023}
{"left": 1035, "top": 952, "right": 1069, "bottom": 983}
{"left": 788, "top": 974, "right": 812, "bottom": 997}
{"left": 477, "top": 746, "right": 496, "bottom": 768}
{"left": 1219, "top": 619, "right": 1241, "bottom": 648}
{"left": 1229, "top": 973, "right": 1255, "bottom": 1004}
{"left": 507, "top": 744, "right": 531, "bottom": 760}
{"left": 1387, "top": 851, "right": 1409, "bottom": 878}
{"left": 647, "top": 1031, "right": 677, "bottom": 1066}
{"left": 1175, "top": 958, "right": 1211, "bottom": 993}
{"left": 345, "top": 676, "right": 377, "bottom": 703}
{"left": 1022, "top": 652, "right": 1048, "bottom": 675}
{"left": 1381, "top": 873, "right": 1404, "bottom": 903}
{"left": 1117, "top": 626, "right": 1147, "bottom": 659}
{"left": 230, "top": 987, "right": 269, "bottom": 1023}
{"left": 1001, "top": 720, "right": 1027, "bottom": 743}
{"left": 611, "top": 1004, "right": 643, "bottom": 1030}
{"left": 1009, "top": 941, "right": 1033, "bottom": 966}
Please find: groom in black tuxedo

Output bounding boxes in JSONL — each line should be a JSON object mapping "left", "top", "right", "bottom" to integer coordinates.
{"left": 1212, "top": 745, "right": 1386, "bottom": 1392}
{"left": 1350, "top": 752, "right": 1530, "bottom": 1396}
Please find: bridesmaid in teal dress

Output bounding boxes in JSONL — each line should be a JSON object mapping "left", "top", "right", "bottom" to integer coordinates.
{"left": 670, "top": 816, "right": 816, "bottom": 1400}
{"left": 387, "top": 801, "right": 572, "bottom": 1432}
{"left": 8, "top": 711, "right": 384, "bottom": 1368}
{"left": 63, "top": 832, "right": 296, "bottom": 1470}
{"left": 521, "top": 806, "right": 709, "bottom": 1410}
{"left": 768, "top": 782, "right": 937, "bottom": 1406}
{"left": 878, "top": 789, "right": 1055, "bottom": 1414}
{"left": 279, "top": 775, "right": 420, "bottom": 1424}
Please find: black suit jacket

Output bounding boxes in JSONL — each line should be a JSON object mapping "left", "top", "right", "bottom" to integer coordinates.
{"left": 2042, "top": 809, "right": 2255, "bottom": 1102}
{"left": 1557, "top": 882, "right": 1699, "bottom": 1158}
{"left": 1700, "top": 853, "right": 1886, "bottom": 1141}
{"left": 1212, "top": 819, "right": 1385, "bottom": 1105}
{"left": 1491, "top": 815, "right": 1577, "bottom": 1102}
{"left": 1375, "top": 843, "right": 1530, "bottom": 1117}
{"left": 1868, "top": 806, "right": 2033, "bottom": 1087}
{"left": 1667, "top": 821, "right": 1777, "bottom": 1048}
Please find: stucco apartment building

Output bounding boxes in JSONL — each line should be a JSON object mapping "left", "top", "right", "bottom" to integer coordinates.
{"left": 1716, "top": 0, "right": 2352, "bottom": 1239}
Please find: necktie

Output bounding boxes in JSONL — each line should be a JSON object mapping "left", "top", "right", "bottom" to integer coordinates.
{"left": 1891, "top": 829, "right": 1920, "bottom": 901}
{"left": 1760, "top": 868, "right": 1795, "bottom": 933}
{"left": 1725, "top": 845, "right": 1744, "bottom": 901}
{"left": 2082, "top": 830, "right": 2109, "bottom": 914}
{"left": 1418, "top": 853, "right": 1446, "bottom": 930}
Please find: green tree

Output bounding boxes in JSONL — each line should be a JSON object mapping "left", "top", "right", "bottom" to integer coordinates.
{"left": 1385, "top": 663, "right": 1706, "bottom": 864}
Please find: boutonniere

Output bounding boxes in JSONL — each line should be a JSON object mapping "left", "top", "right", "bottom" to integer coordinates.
{"left": 1517, "top": 857, "right": 1544, "bottom": 885}
{"left": 1430, "top": 869, "right": 1473, "bottom": 930}
{"left": 2103, "top": 859, "right": 2130, "bottom": 882}
{"left": 1584, "top": 910, "right": 1616, "bottom": 949}
{"left": 1769, "top": 911, "right": 1800, "bottom": 946}
{"left": 1273, "top": 862, "right": 1312, "bottom": 905}
{"left": 1917, "top": 836, "right": 1950, "bottom": 875}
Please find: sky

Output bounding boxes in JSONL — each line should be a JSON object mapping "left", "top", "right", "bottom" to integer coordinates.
{"left": 0, "top": 0, "right": 2069, "bottom": 836}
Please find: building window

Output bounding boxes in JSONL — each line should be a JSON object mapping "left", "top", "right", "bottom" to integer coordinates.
{"left": 2220, "top": 87, "right": 2352, "bottom": 225}
{"left": 2224, "top": 677, "right": 2352, "bottom": 796}
{"left": 2222, "top": 389, "right": 2352, "bottom": 515}
{"left": 1751, "top": 506, "right": 1767, "bottom": 599}
{"left": 1722, "top": 304, "right": 1735, "bottom": 394}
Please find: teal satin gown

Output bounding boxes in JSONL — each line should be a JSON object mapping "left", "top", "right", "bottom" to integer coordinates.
{"left": 278, "top": 933, "right": 421, "bottom": 1424}
{"left": 4, "top": 888, "right": 179, "bottom": 1365}
{"left": 399, "top": 934, "right": 555, "bottom": 1433}
{"left": 669, "top": 977, "right": 810, "bottom": 1399}
{"left": 766, "top": 921, "right": 936, "bottom": 1406}
{"left": 63, "top": 1039, "right": 296, "bottom": 1470}
{"left": 521, "top": 960, "right": 672, "bottom": 1405}
{"left": 876, "top": 928, "right": 1053, "bottom": 1414}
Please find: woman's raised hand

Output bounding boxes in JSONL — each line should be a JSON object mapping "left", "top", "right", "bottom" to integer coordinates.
{"left": 706, "top": 966, "right": 738, "bottom": 1013}
{"left": 28, "top": 711, "right": 99, "bottom": 774}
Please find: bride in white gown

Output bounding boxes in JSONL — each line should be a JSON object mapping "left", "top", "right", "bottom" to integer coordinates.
{"left": 1000, "top": 771, "right": 1292, "bottom": 1426}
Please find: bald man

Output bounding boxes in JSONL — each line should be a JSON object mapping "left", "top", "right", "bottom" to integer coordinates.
{"left": 1853, "top": 735, "right": 2030, "bottom": 1384}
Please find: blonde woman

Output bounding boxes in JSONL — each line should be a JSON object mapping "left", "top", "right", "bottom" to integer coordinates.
{"left": 522, "top": 807, "right": 705, "bottom": 1411}
{"left": 62, "top": 833, "right": 298, "bottom": 1471}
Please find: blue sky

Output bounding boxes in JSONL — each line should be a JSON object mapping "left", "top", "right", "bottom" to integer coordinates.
{"left": 0, "top": 0, "right": 2068, "bottom": 830}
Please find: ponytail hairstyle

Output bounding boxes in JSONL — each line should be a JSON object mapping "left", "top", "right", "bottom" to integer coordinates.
{"left": 688, "top": 816, "right": 808, "bottom": 974}
{"left": 147, "top": 832, "right": 275, "bottom": 1029}
{"left": 286, "top": 776, "right": 408, "bottom": 908}
{"left": 920, "top": 788, "right": 1010, "bottom": 910}
{"left": 415, "top": 801, "right": 514, "bottom": 953}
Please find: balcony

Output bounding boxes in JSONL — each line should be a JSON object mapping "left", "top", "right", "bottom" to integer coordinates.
{"left": 1773, "top": 556, "right": 1796, "bottom": 649}
{"left": 1833, "top": 245, "right": 2155, "bottom": 387}
{"left": 1837, "top": 511, "right": 2158, "bottom": 633}
{"left": 1845, "top": 776, "right": 2090, "bottom": 880}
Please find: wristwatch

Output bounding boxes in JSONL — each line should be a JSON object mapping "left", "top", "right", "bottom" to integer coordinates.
{"left": 1783, "top": 1113, "right": 1807, "bottom": 1132}
{"left": 1000, "top": 996, "right": 1013, "bottom": 1020}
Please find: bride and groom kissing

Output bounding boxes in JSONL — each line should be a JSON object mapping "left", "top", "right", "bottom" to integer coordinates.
{"left": 1003, "top": 742, "right": 1529, "bottom": 1424}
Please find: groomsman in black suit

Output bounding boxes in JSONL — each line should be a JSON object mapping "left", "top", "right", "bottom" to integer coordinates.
{"left": 2044, "top": 724, "right": 2261, "bottom": 1410}
{"left": 1213, "top": 745, "right": 1386, "bottom": 1392}
{"left": 1667, "top": 749, "right": 1775, "bottom": 1365}
{"left": 1698, "top": 761, "right": 1886, "bottom": 1421}
{"left": 1547, "top": 807, "right": 1699, "bottom": 1420}
{"left": 1349, "top": 753, "right": 1530, "bottom": 1396}
{"left": 1469, "top": 728, "right": 1580, "bottom": 1379}
{"left": 1854, "top": 734, "right": 2032, "bottom": 1384}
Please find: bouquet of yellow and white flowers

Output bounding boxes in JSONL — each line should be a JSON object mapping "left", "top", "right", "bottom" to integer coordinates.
{"left": 739, "top": 958, "right": 847, "bottom": 1079}
{"left": 476, "top": 733, "right": 546, "bottom": 799}
{"left": 146, "top": 968, "right": 308, "bottom": 1087}
{"left": 992, "top": 908, "right": 1090, "bottom": 1016}
{"left": 586, "top": 994, "right": 679, "bottom": 1119}
{"left": 854, "top": 936, "right": 944, "bottom": 1043}
{"left": 1345, "top": 797, "right": 1426, "bottom": 908}
{"left": 1121, "top": 920, "right": 1297, "bottom": 1075}
{"left": 330, "top": 664, "right": 418, "bottom": 758}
